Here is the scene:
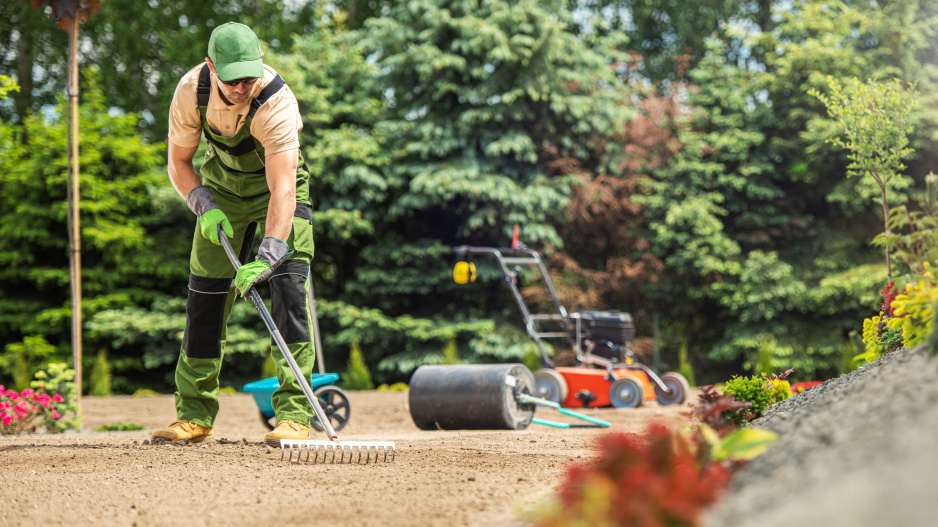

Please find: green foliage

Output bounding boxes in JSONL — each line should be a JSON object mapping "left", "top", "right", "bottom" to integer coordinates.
{"left": 342, "top": 342, "right": 374, "bottom": 391}
{"left": 377, "top": 382, "right": 409, "bottom": 392}
{"left": 0, "top": 75, "right": 19, "bottom": 100}
{"left": 724, "top": 375, "right": 774, "bottom": 417}
{"left": 698, "top": 424, "right": 778, "bottom": 463}
{"left": 3, "top": 335, "right": 56, "bottom": 390}
{"left": 887, "top": 269, "right": 938, "bottom": 350}
{"left": 132, "top": 389, "right": 160, "bottom": 398}
{"left": 676, "top": 342, "right": 696, "bottom": 388}
{"left": 812, "top": 77, "right": 918, "bottom": 280}
{"left": 95, "top": 421, "right": 144, "bottom": 432}
{"left": 29, "top": 362, "right": 81, "bottom": 433}
{"left": 441, "top": 338, "right": 459, "bottom": 365}
{"left": 89, "top": 349, "right": 113, "bottom": 396}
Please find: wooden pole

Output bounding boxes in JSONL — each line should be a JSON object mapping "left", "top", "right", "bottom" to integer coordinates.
{"left": 66, "top": 15, "right": 82, "bottom": 402}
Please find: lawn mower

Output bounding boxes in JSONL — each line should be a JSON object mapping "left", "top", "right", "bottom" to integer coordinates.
{"left": 452, "top": 241, "right": 689, "bottom": 409}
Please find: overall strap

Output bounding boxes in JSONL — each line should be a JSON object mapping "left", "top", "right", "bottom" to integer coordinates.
{"left": 249, "top": 75, "right": 286, "bottom": 118}
{"left": 197, "top": 63, "right": 211, "bottom": 107}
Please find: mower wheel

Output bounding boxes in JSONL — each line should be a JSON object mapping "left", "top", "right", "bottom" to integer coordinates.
{"left": 534, "top": 369, "right": 568, "bottom": 404}
{"left": 654, "top": 372, "right": 690, "bottom": 406}
{"left": 311, "top": 385, "right": 351, "bottom": 432}
{"left": 609, "top": 377, "right": 644, "bottom": 408}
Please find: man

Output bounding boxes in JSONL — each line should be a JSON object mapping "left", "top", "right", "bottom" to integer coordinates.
{"left": 153, "top": 22, "right": 315, "bottom": 446}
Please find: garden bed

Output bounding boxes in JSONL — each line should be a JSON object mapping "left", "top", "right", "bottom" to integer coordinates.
{"left": 0, "top": 388, "right": 690, "bottom": 526}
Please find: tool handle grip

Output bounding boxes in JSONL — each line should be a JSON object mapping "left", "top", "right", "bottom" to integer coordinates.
{"left": 217, "top": 225, "right": 339, "bottom": 441}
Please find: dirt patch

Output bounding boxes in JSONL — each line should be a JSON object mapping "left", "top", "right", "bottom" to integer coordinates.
{"left": 0, "top": 389, "right": 691, "bottom": 526}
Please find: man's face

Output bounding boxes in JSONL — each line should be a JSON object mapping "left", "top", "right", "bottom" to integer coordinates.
{"left": 215, "top": 76, "right": 258, "bottom": 104}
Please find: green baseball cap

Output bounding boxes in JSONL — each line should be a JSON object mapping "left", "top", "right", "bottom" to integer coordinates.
{"left": 207, "top": 22, "right": 263, "bottom": 81}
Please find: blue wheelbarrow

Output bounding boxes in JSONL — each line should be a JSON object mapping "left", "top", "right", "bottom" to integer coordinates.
{"left": 243, "top": 373, "right": 351, "bottom": 432}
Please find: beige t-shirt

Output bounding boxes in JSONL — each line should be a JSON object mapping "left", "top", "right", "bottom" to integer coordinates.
{"left": 168, "top": 63, "right": 302, "bottom": 156}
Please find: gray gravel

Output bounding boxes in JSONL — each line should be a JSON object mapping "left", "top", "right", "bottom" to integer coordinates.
{"left": 703, "top": 344, "right": 938, "bottom": 527}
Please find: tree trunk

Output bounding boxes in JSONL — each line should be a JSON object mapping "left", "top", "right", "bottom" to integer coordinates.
{"left": 15, "top": 15, "right": 34, "bottom": 131}
{"left": 881, "top": 184, "right": 892, "bottom": 283}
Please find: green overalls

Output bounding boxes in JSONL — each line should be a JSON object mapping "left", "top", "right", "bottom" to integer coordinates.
{"left": 175, "top": 64, "right": 315, "bottom": 428}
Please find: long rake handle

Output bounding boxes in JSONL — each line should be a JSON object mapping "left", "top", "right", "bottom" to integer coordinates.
{"left": 218, "top": 226, "right": 339, "bottom": 441}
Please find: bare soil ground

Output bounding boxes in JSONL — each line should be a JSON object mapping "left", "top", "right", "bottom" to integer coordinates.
{"left": 0, "top": 389, "right": 691, "bottom": 527}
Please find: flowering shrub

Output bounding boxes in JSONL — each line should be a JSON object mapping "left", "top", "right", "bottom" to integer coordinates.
{"left": 0, "top": 385, "right": 64, "bottom": 434}
{"left": 30, "top": 362, "right": 81, "bottom": 433}
{"left": 860, "top": 280, "right": 908, "bottom": 362}
{"left": 1, "top": 362, "right": 80, "bottom": 435}
{"left": 530, "top": 424, "right": 730, "bottom": 527}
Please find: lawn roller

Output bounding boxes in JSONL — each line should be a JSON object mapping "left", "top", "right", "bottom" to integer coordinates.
{"left": 408, "top": 364, "right": 610, "bottom": 430}
{"left": 451, "top": 241, "right": 689, "bottom": 409}
{"left": 219, "top": 226, "right": 394, "bottom": 463}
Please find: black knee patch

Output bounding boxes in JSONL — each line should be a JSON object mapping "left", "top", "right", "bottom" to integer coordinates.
{"left": 269, "top": 260, "right": 311, "bottom": 344}
{"left": 183, "top": 275, "right": 232, "bottom": 359}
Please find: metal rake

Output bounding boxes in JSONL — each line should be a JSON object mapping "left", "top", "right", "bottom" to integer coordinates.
{"left": 280, "top": 440, "right": 396, "bottom": 464}
{"left": 218, "top": 226, "right": 396, "bottom": 464}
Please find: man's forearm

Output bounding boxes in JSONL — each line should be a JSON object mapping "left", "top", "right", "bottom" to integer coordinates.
{"left": 264, "top": 148, "right": 299, "bottom": 241}
{"left": 167, "top": 142, "right": 202, "bottom": 200}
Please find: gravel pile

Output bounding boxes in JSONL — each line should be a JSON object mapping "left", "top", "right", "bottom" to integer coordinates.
{"left": 704, "top": 344, "right": 938, "bottom": 527}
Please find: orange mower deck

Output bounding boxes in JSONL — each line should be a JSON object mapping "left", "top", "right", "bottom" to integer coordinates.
{"left": 556, "top": 367, "right": 656, "bottom": 408}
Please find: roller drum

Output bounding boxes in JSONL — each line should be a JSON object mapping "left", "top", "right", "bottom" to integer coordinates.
{"left": 408, "top": 364, "right": 536, "bottom": 430}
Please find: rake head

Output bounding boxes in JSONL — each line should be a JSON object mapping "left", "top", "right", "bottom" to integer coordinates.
{"left": 280, "top": 440, "right": 396, "bottom": 464}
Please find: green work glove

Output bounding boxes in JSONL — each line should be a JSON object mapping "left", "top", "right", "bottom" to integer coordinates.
{"left": 234, "top": 237, "right": 293, "bottom": 298}
{"left": 186, "top": 186, "right": 232, "bottom": 245}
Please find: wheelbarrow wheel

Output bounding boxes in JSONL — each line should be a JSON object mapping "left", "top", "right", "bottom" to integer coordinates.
{"left": 534, "top": 369, "right": 568, "bottom": 404}
{"left": 260, "top": 411, "right": 276, "bottom": 431}
{"left": 654, "top": 372, "right": 690, "bottom": 406}
{"left": 609, "top": 377, "right": 644, "bottom": 408}
{"left": 310, "top": 385, "right": 351, "bottom": 432}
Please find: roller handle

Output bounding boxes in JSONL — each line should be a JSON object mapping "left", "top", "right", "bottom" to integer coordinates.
{"left": 517, "top": 393, "right": 611, "bottom": 428}
{"left": 217, "top": 225, "right": 339, "bottom": 442}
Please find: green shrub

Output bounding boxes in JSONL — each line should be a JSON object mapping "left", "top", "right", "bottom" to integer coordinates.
{"left": 95, "top": 422, "right": 145, "bottom": 432}
{"left": 377, "top": 382, "right": 409, "bottom": 392}
{"left": 442, "top": 338, "right": 459, "bottom": 365}
{"left": 342, "top": 341, "right": 374, "bottom": 390}
{"left": 724, "top": 375, "right": 773, "bottom": 417}
{"left": 132, "top": 388, "right": 161, "bottom": 398}
{"left": 90, "top": 349, "right": 113, "bottom": 396}
{"left": 677, "top": 342, "right": 696, "bottom": 387}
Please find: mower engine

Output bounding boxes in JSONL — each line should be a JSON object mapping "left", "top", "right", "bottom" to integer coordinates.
{"left": 570, "top": 310, "right": 636, "bottom": 363}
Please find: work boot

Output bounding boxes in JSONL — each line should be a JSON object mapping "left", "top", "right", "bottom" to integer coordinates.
{"left": 264, "top": 420, "right": 309, "bottom": 447}
{"left": 151, "top": 420, "right": 214, "bottom": 444}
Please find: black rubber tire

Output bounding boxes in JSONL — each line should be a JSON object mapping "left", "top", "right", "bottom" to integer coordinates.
{"left": 311, "top": 385, "right": 351, "bottom": 432}
{"left": 609, "top": 377, "right": 644, "bottom": 408}
{"left": 534, "top": 369, "right": 569, "bottom": 404}
{"left": 654, "top": 372, "right": 690, "bottom": 405}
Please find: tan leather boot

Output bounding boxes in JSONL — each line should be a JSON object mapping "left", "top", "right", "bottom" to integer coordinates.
{"left": 264, "top": 419, "right": 310, "bottom": 447}
{"left": 151, "top": 420, "right": 214, "bottom": 443}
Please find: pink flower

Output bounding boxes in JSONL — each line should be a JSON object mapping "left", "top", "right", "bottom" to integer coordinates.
{"left": 51, "top": 411, "right": 61, "bottom": 419}
{"left": 20, "top": 389, "right": 33, "bottom": 398}
{"left": 0, "top": 402, "right": 8, "bottom": 410}
{"left": 52, "top": 394, "right": 63, "bottom": 403}
{"left": 14, "top": 404, "right": 25, "bottom": 414}
{"left": 2, "top": 415, "right": 12, "bottom": 426}
{"left": 5, "top": 390, "right": 19, "bottom": 399}
{"left": 0, "top": 384, "right": 5, "bottom": 393}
